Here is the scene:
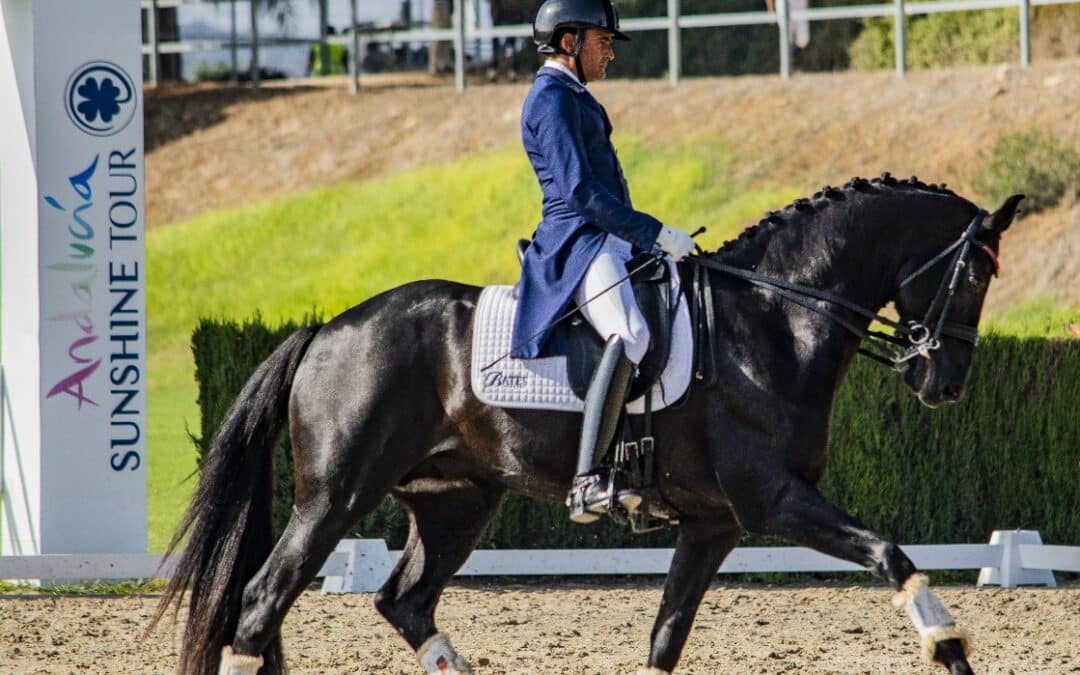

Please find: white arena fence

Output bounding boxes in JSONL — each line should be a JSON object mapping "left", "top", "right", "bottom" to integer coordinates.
{"left": 141, "top": 0, "right": 1080, "bottom": 91}
{"left": 2, "top": 530, "right": 1077, "bottom": 592}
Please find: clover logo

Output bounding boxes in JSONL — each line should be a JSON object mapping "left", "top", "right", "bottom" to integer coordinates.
{"left": 65, "top": 61, "right": 137, "bottom": 137}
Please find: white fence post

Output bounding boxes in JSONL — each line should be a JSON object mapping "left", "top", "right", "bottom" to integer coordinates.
{"left": 453, "top": 0, "right": 466, "bottom": 92}
{"left": 146, "top": 0, "right": 160, "bottom": 86}
{"left": 320, "top": 539, "right": 395, "bottom": 594}
{"left": 349, "top": 0, "right": 360, "bottom": 94}
{"left": 894, "top": 0, "right": 906, "bottom": 77}
{"left": 776, "top": 0, "right": 791, "bottom": 80}
{"left": 229, "top": 0, "right": 239, "bottom": 82}
{"left": 977, "top": 530, "right": 1057, "bottom": 588}
{"left": 1018, "top": 0, "right": 1031, "bottom": 67}
{"left": 668, "top": 0, "right": 681, "bottom": 86}
{"left": 250, "top": 0, "right": 260, "bottom": 88}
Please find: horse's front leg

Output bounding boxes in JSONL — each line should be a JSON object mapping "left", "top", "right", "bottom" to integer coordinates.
{"left": 639, "top": 519, "right": 741, "bottom": 675}
{"left": 726, "top": 471, "right": 973, "bottom": 675}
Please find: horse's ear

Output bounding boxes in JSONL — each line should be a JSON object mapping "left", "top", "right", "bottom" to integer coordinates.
{"left": 982, "top": 194, "right": 1024, "bottom": 233}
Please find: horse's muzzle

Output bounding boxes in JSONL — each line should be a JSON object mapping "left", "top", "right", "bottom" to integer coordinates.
{"left": 905, "top": 357, "right": 965, "bottom": 408}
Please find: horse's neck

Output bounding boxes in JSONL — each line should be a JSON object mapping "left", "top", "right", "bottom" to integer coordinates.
{"left": 730, "top": 195, "right": 954, "bottom": 378}
{"left": 752, "top": 204, "right": 904, "bottom": 317}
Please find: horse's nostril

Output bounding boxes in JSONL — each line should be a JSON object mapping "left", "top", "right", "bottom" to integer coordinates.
{"left": 944, "top": 383, "right": 961, "bottom": 400}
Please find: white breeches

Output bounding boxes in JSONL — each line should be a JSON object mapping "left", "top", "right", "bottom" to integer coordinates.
{"left": 574, "top": 235, "right": 651, "bottom": 365}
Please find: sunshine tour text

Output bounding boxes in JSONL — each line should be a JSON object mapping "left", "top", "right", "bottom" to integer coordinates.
{"left": 45, "top": 149, "right": 144, "bottom": 473}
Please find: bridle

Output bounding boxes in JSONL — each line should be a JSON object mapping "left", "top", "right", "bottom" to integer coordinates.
{"left": 686, "top": 209, "right": 997, "bottom": 374}
{"left": 892, "top": 208, "right": 997, "bottom": 365}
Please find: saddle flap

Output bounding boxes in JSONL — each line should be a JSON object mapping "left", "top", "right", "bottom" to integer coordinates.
{"left": 470, "top": 285, "right": 693, "bottom": 415}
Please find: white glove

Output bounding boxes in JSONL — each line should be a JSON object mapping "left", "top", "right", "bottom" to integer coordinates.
{"left": 655, "top": 226, "right": 695, "bottom": 261}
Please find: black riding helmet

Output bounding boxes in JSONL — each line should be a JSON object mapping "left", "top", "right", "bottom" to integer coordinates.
{"left": 533, "top": 0, "right": 629, "bottom": 82}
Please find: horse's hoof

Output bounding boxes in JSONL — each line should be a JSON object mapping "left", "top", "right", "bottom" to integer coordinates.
{"left": 933, "top": 638, "right": 974, "bottom": 675}
{"left": 634, "top": 668, "right": 671, "bottom": 675}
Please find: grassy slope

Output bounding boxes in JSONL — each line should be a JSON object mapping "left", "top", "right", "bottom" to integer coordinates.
{"left": 145, "top": 135, "right": 1076, "bottom": 551}
{"left": 146, "top": 136, "right": 800, "bottom": 550}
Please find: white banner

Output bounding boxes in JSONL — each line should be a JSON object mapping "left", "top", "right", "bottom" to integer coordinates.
{"left": 2, "top": 0, "right": 146, "bottom": 555}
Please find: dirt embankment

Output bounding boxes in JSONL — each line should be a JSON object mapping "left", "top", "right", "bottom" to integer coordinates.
{"left": 144, "top": 59, "right": 1080, "bottom": 313}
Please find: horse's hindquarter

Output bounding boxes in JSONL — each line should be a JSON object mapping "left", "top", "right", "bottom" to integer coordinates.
{"left": 286, "top": 281, "right": 487, "bottom": 500}
{"left": 430, "top": 284, "right": 602, "bottom": 503}
{"left": 439, "top": 291, "right": 583, "bottom": 502}
{"left": 447, "top": 300, "right": 591, "bottom": 501}
{"left": 288, "top": 279, "right": 579, "bottom": 505}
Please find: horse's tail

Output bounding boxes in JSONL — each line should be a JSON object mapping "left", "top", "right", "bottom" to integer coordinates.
{"left": 147, "top": 325, "right": 322, "bottom": 675}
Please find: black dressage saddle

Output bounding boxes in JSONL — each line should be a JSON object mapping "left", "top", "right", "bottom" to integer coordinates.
{"left": 516, "top": 238, "right": 676, "bottom": 403}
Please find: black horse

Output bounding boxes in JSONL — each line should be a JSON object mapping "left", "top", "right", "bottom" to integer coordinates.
{"left": 152, "top": 176, "right": 1022, "bottom": 675}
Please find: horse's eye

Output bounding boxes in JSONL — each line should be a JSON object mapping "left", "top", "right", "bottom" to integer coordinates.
{"left": 966, "top": 272, "right": 982, "bottom": 287}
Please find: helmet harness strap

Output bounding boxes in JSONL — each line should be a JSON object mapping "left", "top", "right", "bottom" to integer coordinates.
{"left": 549, "top": 27, "right": 589, "bottom": 84}
{"left": 571, "top": 28, "right": 588, "bottom": 83}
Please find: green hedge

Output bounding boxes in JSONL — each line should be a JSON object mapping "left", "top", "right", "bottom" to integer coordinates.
{"left": 192, "top": 317, "right": 1079, "bottom": 548}
{"left": 973, "top": 128, "right": 1080, "bottom": 217}
{"left": 849, "top": 9, "right": 1018, "bottom": 70}
{"left": 849, "top": 6, "right": 1080, "bottom": 70}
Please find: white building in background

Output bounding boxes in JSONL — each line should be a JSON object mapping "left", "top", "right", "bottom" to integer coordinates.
{"left": 170, "top": 0, "right": 495, "bottom": 81}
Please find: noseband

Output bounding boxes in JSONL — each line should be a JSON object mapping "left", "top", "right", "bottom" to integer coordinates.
{"left": 891, "top": 209, "right": 993, "bottom": 365}
{"left": 686, "top": 210, "right": 996, "bottom": 373}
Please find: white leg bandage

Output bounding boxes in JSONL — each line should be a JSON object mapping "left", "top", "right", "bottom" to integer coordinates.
{"left": 417, "top": 632, "right": 475, "bottom": 675}
{"left": 218, "top": 646, "right": 264, "bottom": 675}
{"left": 892, "top": 574, "right": 972, "bottom": 662}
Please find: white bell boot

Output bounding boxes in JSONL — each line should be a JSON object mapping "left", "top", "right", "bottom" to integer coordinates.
{"left": 893, "top": 573, "right": 972, "bottom": 662}
{"left": 417, "top": 632, "right": 475, "bottom": 675}
{"left": 217, "top": 646, "right": 263, "bottom": 675}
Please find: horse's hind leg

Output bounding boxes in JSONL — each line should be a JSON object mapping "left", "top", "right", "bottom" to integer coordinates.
{"left": 228, "top": 476, "right": 397, "bottom": 672}
{"left": 375, "top": 481, "right": 505, "bottom": 674}
{"left": 228, "top": 423, "right": 418, "bottom": 670}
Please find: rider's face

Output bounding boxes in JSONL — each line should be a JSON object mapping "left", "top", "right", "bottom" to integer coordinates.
{"left": 576, "top": 29, "right": 615, "bottom": 81}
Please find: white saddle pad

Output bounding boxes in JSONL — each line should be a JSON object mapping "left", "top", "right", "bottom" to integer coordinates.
{"left": 471, "top": 285, "right": 693, "bottom": 414}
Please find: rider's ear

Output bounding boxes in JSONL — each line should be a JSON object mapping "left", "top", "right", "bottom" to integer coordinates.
{"left": 560, "top": 30, "right": 577, "bottom": 53}
{"left": 982, "top": 194, "right": 1024, "bottom": 233}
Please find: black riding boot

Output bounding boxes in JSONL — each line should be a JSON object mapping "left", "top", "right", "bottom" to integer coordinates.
{"left": 567, "top": 336, "right": 640, "bottom": 524}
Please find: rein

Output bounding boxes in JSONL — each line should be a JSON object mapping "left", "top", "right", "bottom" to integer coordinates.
{"left": 687, "top": 210, "right": 992, "bottom": 373}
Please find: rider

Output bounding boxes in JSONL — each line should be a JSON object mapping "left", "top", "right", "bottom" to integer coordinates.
{"left": 511, "top": 0, "right": 695, "bottom": 524}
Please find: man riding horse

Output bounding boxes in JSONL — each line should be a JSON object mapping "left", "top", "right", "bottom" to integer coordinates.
{"left": 155, "top": 2, "right": 1022, "bottom": 672}
{"left": 512, "top": 0, "right": 696, "bottom": 523}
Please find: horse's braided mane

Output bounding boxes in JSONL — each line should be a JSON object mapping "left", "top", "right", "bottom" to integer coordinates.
{"left": 708, "top": 172, "right": 962, "bottom": 257}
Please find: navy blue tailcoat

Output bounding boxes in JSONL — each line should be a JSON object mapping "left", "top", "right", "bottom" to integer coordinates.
{"left": 511, "top": 66, "right": 663, "bottom": 358}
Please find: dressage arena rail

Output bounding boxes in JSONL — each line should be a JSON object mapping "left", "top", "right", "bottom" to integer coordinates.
{"left": 2, "top": 531, "right": 1077, "bottom": 590}
{"left": 141, "top": 0, "right": 1080, "bottom": 90}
